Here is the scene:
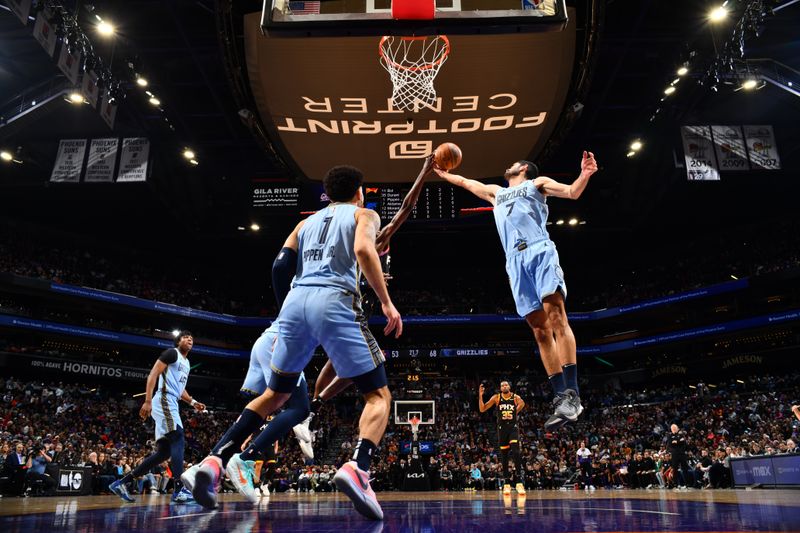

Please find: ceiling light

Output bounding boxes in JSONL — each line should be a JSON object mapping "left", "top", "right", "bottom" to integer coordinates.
{"left": 630, "top": 140, "right": 643, "bottom": 151}
{"left": 250, "top": 223, "right": 261, "bottom": 231}
{"left": 183, "top": 149, "right": 195, "bottom": 160}
{"left": 68, "top": 92, "right": 84, "bottom": 104}
{"left": 664, "top": 86, "right": 676, "bottom": 95}
{"left": 627, "top": 151, "right": 636, "bottom": 158}
{"left": 555, "top": 219, "right": 564, "bottom": 225}
{"left": 97, "top": 21, "right": 115, "bottom": 36}
{"left": 237, "top": 226, "right": 246, "bottom": 231}
{"left": 0, "top": 151, "right": 12, "bottom": 162}
{"left": 741, "top": 79, "right": 758, "bottom": 90}
{"left": 677, "top": 66, "right": 689, "bottom": 76}
{"left": 148, "top": 97, "right": 161, "bottom": 106}
{"left": 709, "top": 6, "right": 728, "bottom": 22}
{"left": 171, "top": 329, "right": 180, "bottom": 337}
{"left": 671, "top": 78, "right": 680, "bottom": 85}
{"left": 568, "top": 218, "right": 578, "bottom": 226}
{"left": 136, "top": 77, "right": 148, "bottom": 87}
{"left": 189, "top": 159, "right": 199, "bottom": 166}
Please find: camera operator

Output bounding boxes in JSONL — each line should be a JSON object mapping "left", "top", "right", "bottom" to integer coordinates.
{"left": 25, "top": 444, "right": 56, "bottom": 496}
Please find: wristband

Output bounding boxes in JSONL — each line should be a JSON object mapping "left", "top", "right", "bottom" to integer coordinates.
{"left": 190, "top": 399, "right": 197, "bottom": 406}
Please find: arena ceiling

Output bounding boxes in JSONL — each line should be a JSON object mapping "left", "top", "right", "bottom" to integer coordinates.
{"left": 0, "top": 0, "right": 798, "bottom": 253}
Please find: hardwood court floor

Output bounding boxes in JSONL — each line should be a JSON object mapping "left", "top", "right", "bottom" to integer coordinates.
{"left": 1, "top": 489, "right": 799, "bottom": 532}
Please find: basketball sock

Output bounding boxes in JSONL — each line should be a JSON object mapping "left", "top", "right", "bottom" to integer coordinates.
{"left": 211, "top": 408, "right": 265, "bottom": 467}
{"left": 352, "top": 438, "right": 377, "bottom": 472}
{"left": 500, "top": 449, "right": 510, "bottom": 480}
{"left": 127, "top": 439, "right": 171, "bottom": 481}
{"left": 511, "top": 443, "right": 524, "bottom": 480}
{"left": 562, "top": 364, "right": 579, "bottom": 395}
{"left": 240, "top": 399, "right": 306, "bottom": 462}
{"left": 548, "top": 372, "right": 566, "bottom": 396}
{"left": 169, "top": 434, "right": 185, "bottom": 489}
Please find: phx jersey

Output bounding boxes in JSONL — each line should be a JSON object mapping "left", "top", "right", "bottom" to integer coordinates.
{"left": 271, "top": 203, "right": 384, "bottom": 381}
{"left": 493, "top": 180, "right": 567, "bottom": 317}
{"left": 151, "top": 348, "right": 190, "bottom": 440}
{"left": 497, "top": 393, "right": 521, "bottom": 448}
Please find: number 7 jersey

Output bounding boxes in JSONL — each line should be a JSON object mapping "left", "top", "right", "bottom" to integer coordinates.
{"left": 294, "top": 203, "right": 360, "bottom": 294}
{"left": 493, "top": 180, "right": 551, "bottom": 257}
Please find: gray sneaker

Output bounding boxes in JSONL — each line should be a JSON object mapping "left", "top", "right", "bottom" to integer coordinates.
{"left": 557, "top": 389, "right": 583, "bottom": 421}
{"left": 544, "top": 390, "right": 584, "bottom": 430}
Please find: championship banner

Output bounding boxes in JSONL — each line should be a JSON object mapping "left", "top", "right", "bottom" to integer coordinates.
{"left": 99, "top": 89, "right": 118, "bottom": 130}
{"left": 84, "top": 138, "right": 119, "bottom": 182}
{"left": 81, "top": 70, "right": 100, "bottom": 107}
{"left": 711, "top": 125, "right": 749, "bottom": 172}
{"left": 50, "top": 139, "right": 87, "bottom": 182}
{"left": 681, "top": 126, "right": 720, "bottom": 181}
{"left": 116, "top": 138, "right": 150, "bottom": 182}
{"left": 6, "top": 0, "right": 32, "bottom": 25}
{"left": 743, "top": 125, "right": 781, "bottom": 170}
{"left": 57, "top": 44, "right": 82, "bottom": 86}
{"left": 32, "top": 8, "right": 58, "bottom": 58}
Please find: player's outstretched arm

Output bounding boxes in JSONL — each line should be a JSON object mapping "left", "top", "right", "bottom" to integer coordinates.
{"left": 376, "top": 155, "right": 435, "bottom": 253}
{"left": 355, "top": 209, "right": 403, "bottom": 338}
{"left": 535, "top": 151, "right": 598, "bottom": 200}
{"left": 792, "top": 405, "right": 800, "bottom": 421}
{"left": 434, "top": 168, "right": 500, "bottom": 205}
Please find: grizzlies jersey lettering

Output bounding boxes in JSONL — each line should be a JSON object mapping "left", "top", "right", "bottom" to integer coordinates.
{"left": 497, "top": 393, "right": 518, "bottom": 427}
{"left": 157, "top": 348, "right": 191, "bottom": 398}
{"left": 294, "top": 203, "right": 359, "bottom": 294}
{"left": 493, "top": 180, "right": 550, "bottom": 256}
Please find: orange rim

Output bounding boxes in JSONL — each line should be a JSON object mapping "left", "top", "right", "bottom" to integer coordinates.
{"left": 379, "top": 35, "right": 450, "bottom": 72}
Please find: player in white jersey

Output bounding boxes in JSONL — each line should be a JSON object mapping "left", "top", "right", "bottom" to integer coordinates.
{"left": 110, "top": 331, "right": 206, "bottom": 503}
{"left": 435, "top": 151, "right": 598, "bottom": 429}
{"left": 191, "top": 165, "right": 402, "bottom": 520}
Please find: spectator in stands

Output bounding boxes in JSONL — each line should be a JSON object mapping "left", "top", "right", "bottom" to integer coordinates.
{"left": 25, "top": 445, "right": 56, "bottom": 495}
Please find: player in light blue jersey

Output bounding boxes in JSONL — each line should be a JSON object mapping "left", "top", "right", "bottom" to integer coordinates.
{"left": 436, "top": 151, "right": 598, "bottom": 430}
{"left": 191, "top": 165, "right": 403, "bottom": 520}
{"left": 110, "top": 331, "right": 206, "bottom": 504}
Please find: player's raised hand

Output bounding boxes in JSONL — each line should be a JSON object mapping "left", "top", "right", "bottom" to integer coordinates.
{"left": 382, "top": 301, "right": 403, "bottom": 338}
{"left": 139, "top": 400, "right": 152, "bottom": 420}
{"left": 581, "top": 150, "right": 598, "bottom": 175}
{"left": 479, "top": 384, "right": 485, "bottom": 396}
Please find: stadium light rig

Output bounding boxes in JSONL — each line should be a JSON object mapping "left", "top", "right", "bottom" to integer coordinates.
{"left": 136, "top": 77, "right": 148, "bottom": 87}
{"left": 171, "top": 329, "right": 180, "bottom": 337}
{"left": 250, "top": 223, "right": 261, "bottom": 232}
{"left": 709, "top": 5, "right": 728, "bottom": 22}
{"left": 67, "top": 92, "right": 85, "bottom": 104}
{"left": 97, "top": 19, "right": 115, "bottom": 37}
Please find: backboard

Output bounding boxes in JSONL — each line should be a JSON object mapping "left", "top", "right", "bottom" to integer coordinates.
{"left": 394, "top": 400, "right": 435, "bottom": 426}
{"left": 244, "top": 6, "right": 577, "bottom": 182}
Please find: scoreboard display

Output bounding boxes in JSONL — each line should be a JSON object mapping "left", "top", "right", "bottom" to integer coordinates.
{"left": 364, "top": 184, "right": 457, "bottom": 221}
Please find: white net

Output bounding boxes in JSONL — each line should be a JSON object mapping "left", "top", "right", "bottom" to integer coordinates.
{"left": 379, "top": 35, "right": 450, "bottom": 111}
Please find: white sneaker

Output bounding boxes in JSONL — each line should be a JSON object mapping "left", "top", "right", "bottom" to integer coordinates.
{"left": 181, "top": 463, "right": 202, "bottom": 492}
{"left": 226, "top": 453, "right": 259, "bottom": 504}
{"left": 589, "top": 485, "right": 596, "bottom": 491}
{"left": 298, "top": 439, "right": 315, "bottom": 460}
{"left": 293, "top": 414, "right": 314, "bottom": 443}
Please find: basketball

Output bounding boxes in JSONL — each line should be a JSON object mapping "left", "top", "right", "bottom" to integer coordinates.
{"left": 434, "top": 142, "right": 463, "bottom": 171}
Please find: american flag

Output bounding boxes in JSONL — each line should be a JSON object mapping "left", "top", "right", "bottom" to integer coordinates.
{"left": 289, "top": 1, "right": 321, "bottom": 14}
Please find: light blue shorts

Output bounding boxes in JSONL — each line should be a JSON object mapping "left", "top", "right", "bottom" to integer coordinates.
{"left": 506, "top": 239, "right": 567, "bottom": 317}
{"left": 151, "top": 392, "right": 182, "bottom": 441}
{"left": 241, "top": 324, "right": 305, "bottom": 396}
{"left": 271, "top": 286, "right": 385, "bottom": 380}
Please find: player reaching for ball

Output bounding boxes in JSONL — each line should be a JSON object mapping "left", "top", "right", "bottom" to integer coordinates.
{"left": 435, "top": 151, "right": 598, "bottom": 429}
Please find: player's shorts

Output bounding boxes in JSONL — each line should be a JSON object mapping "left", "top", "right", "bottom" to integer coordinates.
{"left": 505, "top": 239, "right": 567, "bottom": 317}
{"left": 151, "top": 392, "right": 182, "bottom": 441}
{"left": 497, "top": 426, "right": 520, "bottom": 448}
{"left": 241, "top": 325, "right": 305, "bottom": 396}
{"left": 271, "top": 286, "right": 385, "bottom": 381}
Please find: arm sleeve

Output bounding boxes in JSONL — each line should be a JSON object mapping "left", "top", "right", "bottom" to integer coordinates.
{"left": 158, "top": 349, "right": 178, "bottom": 365}
{"left": 272, "top": 247, "right": 298, "bottom": 308}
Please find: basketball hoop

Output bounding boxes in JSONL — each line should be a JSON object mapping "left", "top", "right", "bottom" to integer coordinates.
{"left": 379, "top": 35, "right": 450, "bottom": 112}
{"left": 410, "top": 416, "right": 421, "bottom": 441}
